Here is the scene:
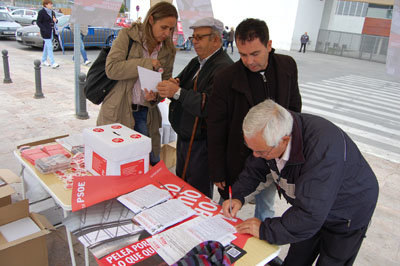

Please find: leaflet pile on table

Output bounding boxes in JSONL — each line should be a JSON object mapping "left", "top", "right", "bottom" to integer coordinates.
{"left": 117, "top": 184, "right": 172, "bottom": 214}
{"left": 118, "top": 184, "right": 196, "bottom": 235}
{"left": 147, "top": 215, "right": 237, "bottom": 265}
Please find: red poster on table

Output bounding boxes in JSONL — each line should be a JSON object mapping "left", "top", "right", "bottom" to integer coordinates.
{"left": 71, "top": 169, "right": 150, "bottom": 211}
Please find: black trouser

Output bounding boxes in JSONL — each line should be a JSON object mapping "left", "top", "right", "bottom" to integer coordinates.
{"left": 283, "top": 225, "right": 368, "bottom": 266}
{"left": 176, "top": 137, "right": 213, "bottom": 198}
{"left": 299, "top": 43, "right": 306, "bottom": 53}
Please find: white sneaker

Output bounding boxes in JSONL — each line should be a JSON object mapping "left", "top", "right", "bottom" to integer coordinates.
{"left": 51, "top": 63, "right": 60, "bottom": 69}
{"left": 84, "top": 60, "right": 91, "bottom": 66}
{"left": 42, "top": 61, "right": 51, "bottom": 67}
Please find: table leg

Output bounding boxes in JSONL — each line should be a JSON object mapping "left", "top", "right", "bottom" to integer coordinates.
{"left": 19, "top": 165, "right": 26, "bottom": 199}
{"left": 85, "top": 247, "right": 90, "bottom": 266}
{"left": 64, "top": 210, "right": 77, "bottom": 266}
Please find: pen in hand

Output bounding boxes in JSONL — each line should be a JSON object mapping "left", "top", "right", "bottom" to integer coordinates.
{"left": 229, "top": 186, "right": 233, "bottom": 219}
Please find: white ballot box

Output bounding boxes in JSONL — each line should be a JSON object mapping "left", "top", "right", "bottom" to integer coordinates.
{"left": 83, "top": 123, "right": 151, "bottom": 176}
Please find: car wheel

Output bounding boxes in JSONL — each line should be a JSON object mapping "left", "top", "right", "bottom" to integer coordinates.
{"left": 32, "top": 20, "right": 36, "bottom": 25}
{"left": 53, "top": 37, "right": 60, "bottom": 51}
{"left": 106, "top": 36, "right": 114, "bottom": 47}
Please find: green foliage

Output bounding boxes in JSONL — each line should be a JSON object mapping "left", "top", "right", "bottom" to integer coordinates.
{"left": 120, "top": 3, "right": 128, "bottom": 13}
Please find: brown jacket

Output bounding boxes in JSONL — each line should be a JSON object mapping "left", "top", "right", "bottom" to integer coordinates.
{"left": 96, "top": 24, "right": 176, "bottom": 156}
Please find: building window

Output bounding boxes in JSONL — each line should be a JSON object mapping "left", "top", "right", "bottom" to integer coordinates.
{"left": 335, "top": 0, "right": 368, "bottom": 17}
{"left": 367, "top": 4, "right": 393, "bottom": 19}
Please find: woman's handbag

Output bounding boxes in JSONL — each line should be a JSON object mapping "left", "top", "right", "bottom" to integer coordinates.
{"left": 84, "top": 38, "right": 133, "bottom": 105}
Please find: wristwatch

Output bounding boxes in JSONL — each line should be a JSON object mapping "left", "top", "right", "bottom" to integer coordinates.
{"left": 173, "top": 88, "right": 181, "bottom": 100}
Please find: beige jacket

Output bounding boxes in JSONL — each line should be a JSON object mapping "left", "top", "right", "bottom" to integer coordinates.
{"left": 96, "top": 24, "right": 176, "bottom": 156}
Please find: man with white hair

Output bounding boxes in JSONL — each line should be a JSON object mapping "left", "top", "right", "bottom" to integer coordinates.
{"left": 157, "top": 17, "right": 233, "bottom": 198}
{"left": 223, "top": 99, "right": 379, "bottom": 266}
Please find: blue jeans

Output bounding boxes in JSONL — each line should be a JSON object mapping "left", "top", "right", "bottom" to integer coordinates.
{"left": 254, "top": 180, "right": 276, "bottom": 221}
{"left": 132, "top": 108, "right": 160, "bottom": 166}
{"left": 42, "top": 34, "right": 55, "bottom": 64}
{"left": 80, "top": 34, "right": 88, "bottom": 61}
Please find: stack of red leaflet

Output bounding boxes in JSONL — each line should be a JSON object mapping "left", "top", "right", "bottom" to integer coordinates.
{"left": 21, "top": 144, "right": 71, "bottom": 165}
{"left": 42, "top": 144, "right": 71, "bottom": 158}
{"left": 21, "top": 148, "right": 49, "bottom": 165}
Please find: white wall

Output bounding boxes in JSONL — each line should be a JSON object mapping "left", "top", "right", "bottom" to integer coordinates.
{"left": 212, "top": 0, "right": 300, "bottom": 50}
{"left": 328, "top": 15, "right": 365, "bottom": 33}
{"left": 291, "top": 0, "right": 325, "bottom": 51}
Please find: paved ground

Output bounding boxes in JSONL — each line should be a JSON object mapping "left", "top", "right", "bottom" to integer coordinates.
{"left": 0, "top": 40, "right": 399, "bottom": 265}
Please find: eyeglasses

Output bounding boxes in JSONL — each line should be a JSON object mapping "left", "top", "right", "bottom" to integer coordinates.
{"left": 189, "top": 33, "right": 213, "bottom": 41}
{"left": 244, "top": 141, "right": 274, "bottom": 157}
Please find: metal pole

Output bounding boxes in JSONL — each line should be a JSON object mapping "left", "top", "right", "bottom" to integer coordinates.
{"left": 77, "top": 73, "right": 89, "bottom": 119}
{"left": 2, "top": 50, "right": 12, "bottom": 83}
{"left": 74, "top": 22, "right": 81, "bottom": 117}
{"left": 33, "top": 60, "right": 44, "bottom": 99}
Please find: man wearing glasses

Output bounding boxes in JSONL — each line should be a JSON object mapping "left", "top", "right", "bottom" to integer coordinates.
{"left": 223, "top": 99, "right": 378, "bottom": 266}
{"left": 157, "top": 17, "right": 233, "bottom": 198}
{"left": 207, "top": 18, "right": 302, "bottom": 224}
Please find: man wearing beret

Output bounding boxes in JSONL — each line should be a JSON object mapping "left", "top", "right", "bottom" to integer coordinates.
{"left": 157, "top": 17, "right": 233, "bottom": 198}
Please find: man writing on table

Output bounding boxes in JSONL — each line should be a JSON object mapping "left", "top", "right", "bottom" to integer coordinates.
{"left": 223, "top": 100, "right": 378, "bottom": 266}
{"left": 157, "top": 17, "right": 233, "bottom": 198}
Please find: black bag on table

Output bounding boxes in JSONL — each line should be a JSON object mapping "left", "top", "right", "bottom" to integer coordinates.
{"left": 84, "top": 38, "right": 133, "bottom": 105}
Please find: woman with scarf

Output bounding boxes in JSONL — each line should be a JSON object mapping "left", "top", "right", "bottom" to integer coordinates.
{"left": 37, "top": 0, "right": 59, "bottom": 68}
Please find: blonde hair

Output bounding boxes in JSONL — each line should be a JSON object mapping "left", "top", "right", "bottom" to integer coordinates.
{"left": 142, "top": 2, "right": 178, "bottom": 52}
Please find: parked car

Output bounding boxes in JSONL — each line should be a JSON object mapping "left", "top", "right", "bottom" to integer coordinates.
{"left": 10, "top": 8, "right": 38, "bottom": 25}
{"left": 0, "top": 10, "right": 21, "bottom": 38}
{"left": 15, "top": 15, "right": 121, "bottom": 51}
{"left": 115, "top": 17, "right": 132, "bottom": 28}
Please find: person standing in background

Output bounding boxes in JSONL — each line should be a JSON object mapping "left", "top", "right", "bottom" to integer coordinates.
{"left": 299, "top": 32, "right": 309, "bottom": 53}
{"left": 227, "top": 26, "right": 235, "bottom": 53}
{"left": 37, "top": 0, "right": 59, "bottom": 69}
{"left": 222, "top": 26, "right": 229, "bottom": 51}
{"left": 97, "top": 2, "right": 178, "bottom": 166}
{"left": 70, "top": 23, "right": 91, "bottom": 65}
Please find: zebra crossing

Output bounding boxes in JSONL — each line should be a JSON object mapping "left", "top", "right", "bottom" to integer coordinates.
{"left": 299, "top": 74, "right": 400, "bottom": 163}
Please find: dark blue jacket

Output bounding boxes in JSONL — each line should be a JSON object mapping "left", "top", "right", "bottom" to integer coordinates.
{"left": 232, "top": 112, "right": 379, "bottom": 245}
{"left": 169, "top": 47, "right": 233, "bottom": 140}
{"left": 36, "top": 8, "right": 56, "bottom": 39}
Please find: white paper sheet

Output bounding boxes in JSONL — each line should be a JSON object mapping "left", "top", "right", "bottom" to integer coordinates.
{"left": 148, "top": 215, "right": 237, "bottom": 265}
{"left": 0, "top": 217, "right": 41, "bottom": 242}
{"left": 117, "top": 184, "right": 172, "bottom": 214}
{"left": 137, "top": 66, "right": 161, "bottom": 92}
{"left": 134, "top": 199, "right": 196, "bottom": 235}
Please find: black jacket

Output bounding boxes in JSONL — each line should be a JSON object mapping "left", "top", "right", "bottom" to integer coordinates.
{"left": 232, "top": 112, "right": 379, "bottom": 245}
{"left": 207, "top": 50, "right": 302, "bottom": 190}
{"left": 37, "top": 8, "right": 56, "bottom": 39}
{"left": 169, "top": 47, "right": 233, "bottom": 140}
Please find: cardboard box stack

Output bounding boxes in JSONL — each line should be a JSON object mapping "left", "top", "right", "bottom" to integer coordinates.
{"left": 0, "top": 169, "right": 20, "bottom": 207}
{"left": 84, "top": 123, "right": 151, "bottom": 176}
{"left": 0, "top": 200, "right": 54, "bottom": 266}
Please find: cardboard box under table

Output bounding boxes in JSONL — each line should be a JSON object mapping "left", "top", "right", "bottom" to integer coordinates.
{"left": 84, "top": 123, "right": 151, "bottom": 176}
{"left": 0, "top": 200, "right": 54, "bottom": 266}
{"left": 0, "top": 169, "right": 20, "bottom": 207}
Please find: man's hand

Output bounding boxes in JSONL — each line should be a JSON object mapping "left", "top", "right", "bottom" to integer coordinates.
{"left": 235, "top": 218, "right": 262, "bottom": 238}
{"left": 144, "top": 89, "right": 157, "bottom": 101}
{"left": 222, "top": 198, "right": 242, "bottom": 219}
{"left": 214, "top": 181, "right": 225, "bottom": 190}
{"left": 157, "top": 80, "right": 179, "bottom": 98}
